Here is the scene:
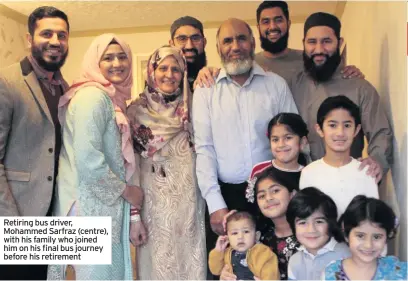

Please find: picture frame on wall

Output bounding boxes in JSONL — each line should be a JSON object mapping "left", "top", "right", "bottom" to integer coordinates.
{"left": 133, "top": 53, "right": 150, "bottom": 99}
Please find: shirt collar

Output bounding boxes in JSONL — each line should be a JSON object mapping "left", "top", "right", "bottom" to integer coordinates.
{"left": 297, "top": 237, "right": 338, "bottom": 258}
{"left": 216, "top": 61, "right": 267, "bottom": 85}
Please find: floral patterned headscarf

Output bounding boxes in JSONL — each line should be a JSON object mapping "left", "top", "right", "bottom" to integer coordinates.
{"left": 127, "top": 45, "right": 191, "bottom": 158}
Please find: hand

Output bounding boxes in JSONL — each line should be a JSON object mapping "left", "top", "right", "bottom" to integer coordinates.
{"left": 122, "top": 185, "right": 144, "bottom": 209}
{"left": 130, "top": 220, "right": 147, "bottom": 246}
{"left": 193, "top": 67, "right": 221, "bottom": 89}
{"left": 358, "top": 156, "right": 383, "bottom": 183}
{"left": 222, "top": 209, "right": 238, "bottom": 233}
{"left": 210, "top": 208, "right": 229, "bottom": 235}
{"left": 341, "top": 65, "right": 365, "bottom": 79}
{"left": 220, "top": 264, "right": 237, "bottom": 280}
{"left": 215, "top": 235, "right": 230, "bottom": 252}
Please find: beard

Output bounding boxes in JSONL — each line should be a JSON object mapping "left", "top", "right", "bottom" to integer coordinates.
{"left": 303, "top": 48, "right": 342, "bottom": 82}
{"left": 184, "top": 49, "right": 207, "bottom": 80}
{"left": 221, "top": 50, "right": 254, "bottom": 76}
{"left": 31, "top": 44, "right": 68, "bottom": 72}
{"left": 260, "top": 30, "right": 289, "bottom": 54}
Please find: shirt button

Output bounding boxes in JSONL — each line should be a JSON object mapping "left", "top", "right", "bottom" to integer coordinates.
{"left": 47, "top": 176, "right": 53, "bottom": 181}
{"left": 48, "top": 148, "right": 53, "bottom": 153}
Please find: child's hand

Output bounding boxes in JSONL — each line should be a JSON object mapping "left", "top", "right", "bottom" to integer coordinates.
{"left": 215, "top": 235, "right": 229, "bottom": 252}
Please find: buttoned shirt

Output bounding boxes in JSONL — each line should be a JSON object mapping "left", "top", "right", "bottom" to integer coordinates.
{"left": 192, "top": 62, "right": 298, "bottom": 213}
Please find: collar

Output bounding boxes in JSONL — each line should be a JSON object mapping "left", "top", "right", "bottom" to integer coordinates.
{"left": 216, "top": 61, "right": 267, "bottom": 85}
{"left": 27, "top": 55, "right": 64, "bottom": 85}
{"left": 272, "top": 159, "right": 304, "bottom": 172}
{"left": 297, "top": 237, "right": 338, "bottom": 259}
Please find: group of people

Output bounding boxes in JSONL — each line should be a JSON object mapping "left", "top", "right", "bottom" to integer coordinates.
{"left": 0, "top": 1, "right": 405, "bottom": 281}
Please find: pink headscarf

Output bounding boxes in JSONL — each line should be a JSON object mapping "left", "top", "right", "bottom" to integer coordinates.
{"left": 59, "top": 33, "right": 135, "bottom": 181}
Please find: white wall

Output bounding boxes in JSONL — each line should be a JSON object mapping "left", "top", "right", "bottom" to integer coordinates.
{"left": 0, "top": 14, "right": 27, "bottom": 68}
{"left": 341, "top": 1, "right": 407, "bottom": 260}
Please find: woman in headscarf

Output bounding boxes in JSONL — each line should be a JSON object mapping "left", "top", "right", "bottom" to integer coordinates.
{"left": 48, "top": 34, "right": 144, "bottom": 280}
{"left": 127, "top": 46, "right": 206, "bottom": 279}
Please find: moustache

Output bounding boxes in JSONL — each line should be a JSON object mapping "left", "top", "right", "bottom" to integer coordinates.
{"left": 311, "top": 53, "right": 329, "bottom": 61}
{"left": 182, "top": 48, "right": 198, "bottom": 55}
{"left": 266, "top": 29, "right": 281, "bottom": 36}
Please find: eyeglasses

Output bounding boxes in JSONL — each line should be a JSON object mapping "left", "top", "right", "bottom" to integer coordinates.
{"left": 174, "top": 34, "right": 203, "bottom": 45}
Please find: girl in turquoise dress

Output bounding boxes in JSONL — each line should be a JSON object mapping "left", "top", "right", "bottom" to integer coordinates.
{"left": 323, "top": 195, "right": 407, "bottom": 280}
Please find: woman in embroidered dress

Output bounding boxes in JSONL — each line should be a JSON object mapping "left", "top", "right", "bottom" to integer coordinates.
{"left": 127, "top": 45, "right": 206, "bottom": 279}
{"left": 48, "top": 34, "right": 144, "bottom": 280}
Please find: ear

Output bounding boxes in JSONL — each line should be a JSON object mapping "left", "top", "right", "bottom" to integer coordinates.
{"left": 169, "top": 39, "right": 174, "bottom": 46}
{"left": 255, "top": 230, "right": 261, "bottom": 243}
{"left": 287, "top": 19, "right": 291, "bottom": 30}
{"left": 26, "top": 32, "right": 33, "bottom": 49}
{"left": 300, "top": 136, "right": 308, "bottom": 151}
{"left": 354, "top": 124, "right": 361, "bottom": 137}
{"left": 216, "top": 43, "right": 221, "bottom": 56}
{"left": 203, "top": 37, "right": 207, "bottom": 49}
{"left": 315, "top": 123, "right": 324, "bottom": 138}
{"left": 339, "top": 37, "right": 344, "bottom": 49}
{"left": 290, "top": 190, "right": 297, "bottom": 199}
{"left": 251, "top": 36, "right": 256, "bottom": 51}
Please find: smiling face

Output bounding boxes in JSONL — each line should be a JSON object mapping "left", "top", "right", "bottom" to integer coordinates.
{"left": 99, "top": 43, "right": 130, "bottom": 84}
{"left": 270, "top": 124, "right": 304, "bottom": 167}
{"left": 256, "top": 178, "right": 295, "bottom": 220}
{"left": 295, "top": 208, "right": 330, "bottom": 255}
{"left": 227, "top": 218, "right": 256, "bottom": 252}
{"left": 347, "top": 220, "right": 387, "bottom": 264}
{"left": 154, "top": 56, "right": 183, "bottom": 94}
{"left": 28, "top": 17, "right": 69, "bottom": 71}
{"left": 316, "top": 108, "right": 361, "bottom": 154}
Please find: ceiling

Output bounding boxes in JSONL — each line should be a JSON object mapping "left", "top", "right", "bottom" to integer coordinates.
{"left": 1, "top": 1, "right": 345, "bottom": 36}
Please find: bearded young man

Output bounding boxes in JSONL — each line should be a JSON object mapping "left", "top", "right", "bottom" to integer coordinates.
{"left": 192, "top": 18, "right": 298, "bottom": 279}
{"left": 169, "top": 16, "right": 207, "bottom": 90}
{"left": 0, "top": 6, "right": 69, "bottom": 279}
{"left": 194, "top": 1, "right": 363, "bottom": 88}
{"left": 290, "top": 12, "right": 393, "bottom": 183}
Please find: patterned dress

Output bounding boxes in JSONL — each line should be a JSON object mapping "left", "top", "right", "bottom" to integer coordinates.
{"left": 323, "top": 256, "right": 408, "bottom": 280}
{"left": 260, "top": 227, "right": 300, "bottom": 280}
{"left": 136, "top": 132, "right": 206, "bottom": 279}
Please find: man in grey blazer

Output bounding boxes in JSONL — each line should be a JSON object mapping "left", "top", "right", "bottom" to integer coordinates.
{"left": 0, "top": 6, "right": 69, "bottom": 280}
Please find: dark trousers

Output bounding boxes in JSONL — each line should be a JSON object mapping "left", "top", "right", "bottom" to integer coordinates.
{"left": 205, "top": 180, "right": 257, "bottom": 280}
{"left": 0, "top": 201, "right": 53, "bottom": 280}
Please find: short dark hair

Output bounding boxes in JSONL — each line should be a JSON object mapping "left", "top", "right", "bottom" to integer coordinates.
{"left": 226, "top": 211, "right": 256, "bottom": 231}
{"left": 341, "top": 195, "right": 397, "bottom": 240}
{"left": 254, "top": 166, "right": 298, "bottom": 196}
{"left": 286, "top": 187, "right": 344, "bottom": 242}
{"left": 267, "top": 113, "right": 309, "bottom": 165}
{"left": 256, "top": 1, "right": 289, "bottom": 23}
{"left": 317, "top": 95, "right": 361, "bottom": 129}
{"left": 28, "top": 6, "right": 69, "bottom": 36}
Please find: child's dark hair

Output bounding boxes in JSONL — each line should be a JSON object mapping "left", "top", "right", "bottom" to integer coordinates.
{"left": 226, "top": 211, "right": 256, "bottom": 231}
{"left": 267, "top": 113, "right": 309, "bottom": 166}
{"left": 341, "top": 195, "right": 397, "bottom": 239}
{"left": 286, "top": 187, "right": 344, "bottom": 242}
{"left": 253, "top": 167, "right": 298, "bottom": 231}
{"left": 317, "top": 95, "right": 361, "bottom": 129}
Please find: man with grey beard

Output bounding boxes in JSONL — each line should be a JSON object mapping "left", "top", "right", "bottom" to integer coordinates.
{"left": 192, "top": 18, "right": 298, "bottom": 277}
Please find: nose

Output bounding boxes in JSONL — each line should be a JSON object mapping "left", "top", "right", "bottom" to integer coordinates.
{"left": 164, "top": 68, "right": 174, "bottom": 78}
{"left": 184, "top": 38, "right": 194, "bottom": 49}
{"left": 364, "top": 237, "right": 373, "bottom": 248}
{"left": 231, "top": 39, "right": 240, "bottom": 52}
{"left": 314, "top": 42, "right": 324, "bottom": 54}
{"left": 335, "top": 125, "right": 345, "bottom": 137}
{"left": 49, "top": 33, "right": 60, "bottom": 46}
{"left": 112, "top": 57, "right": 120, "bottom": 67}
{"left": 307, "top": 222, "right": 316, "bottom": 232}
{"left": 238, "top": 232, "right": 244, "bottom": 239}
{"left": 278, "top": 138, "right": 285, "bottom": 147}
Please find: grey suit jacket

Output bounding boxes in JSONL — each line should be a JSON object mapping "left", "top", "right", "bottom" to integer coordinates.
{"left": 0, "top": 57, "right": 67, "bottom": 216}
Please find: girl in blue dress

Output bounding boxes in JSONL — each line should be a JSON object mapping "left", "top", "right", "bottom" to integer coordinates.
{"left": 323, "top": 195, "right": 407, "bottom": 280}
